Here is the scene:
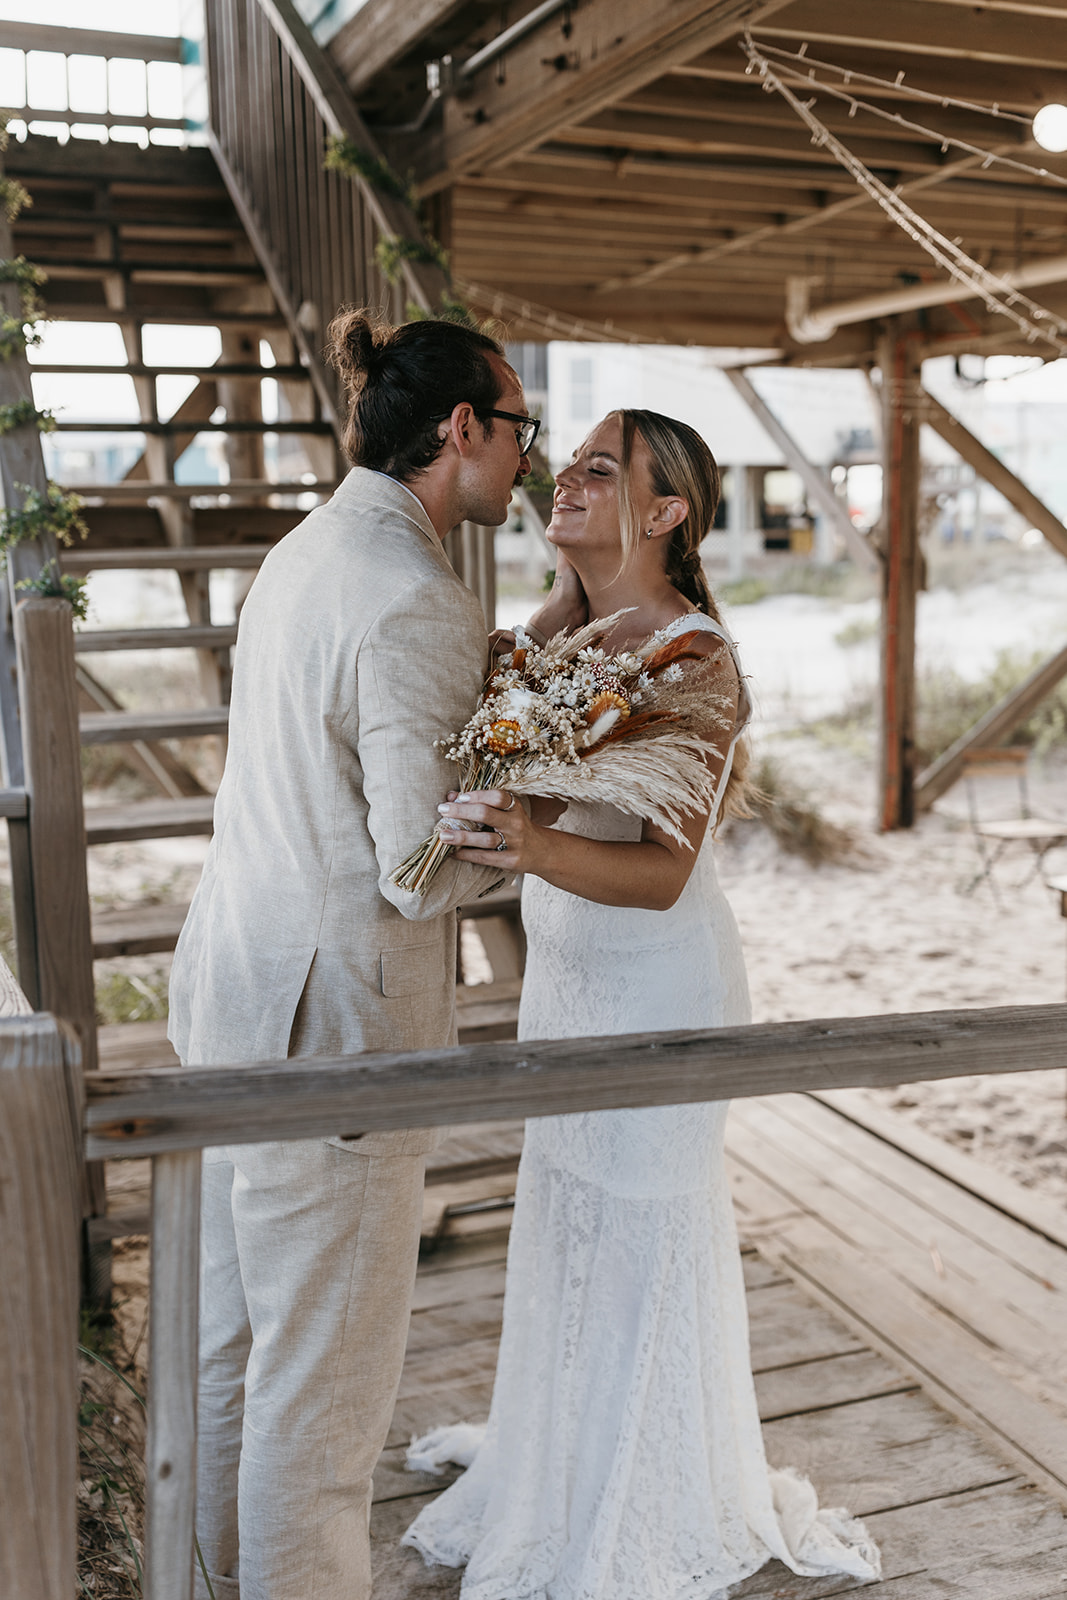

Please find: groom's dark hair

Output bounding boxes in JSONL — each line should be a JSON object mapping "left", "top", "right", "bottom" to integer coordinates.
{"left": 326, "top": 308, "right": 505, "bottom": 482}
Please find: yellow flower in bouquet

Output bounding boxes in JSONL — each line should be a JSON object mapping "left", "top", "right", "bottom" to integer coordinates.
{"left": 390, "top": 611, "right": 735, "bottom": 894}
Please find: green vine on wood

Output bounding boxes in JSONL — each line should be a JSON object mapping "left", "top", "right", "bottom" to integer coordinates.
{"left": 0, "top": 397, "right": 54, "bottom": 435}
{"left": 16, "top": 558, "right": 89, "bottom": 621}
{"left": 404, "top": 292, "right": 481, "bottom": 331}
{"left": 324, "top": 137, "right": 418, "bottom": 209}
{"left": 0, "top": 166, "right": 89, "bottom": 623}
{"left": 0, "top": 312, "right": 41, "bottom": 361}
{"left": 0, "top": 481, "right": 89, "bottom": 564}
{"left": 0, "top": 257, "right": 48, "bottom": 359}
{"left": 323, "top": 135, "right": 491, "bottom": 328}
{"left": 376, "top": 233, "right": 450, "bottom": 282}
{"left": 0, "top": 176, "right": 30, "bottom": 223}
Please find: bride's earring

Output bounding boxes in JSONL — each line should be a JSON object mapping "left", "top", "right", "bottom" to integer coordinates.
{"left": 646, "top": 527, "right": 653, "bottom": 539}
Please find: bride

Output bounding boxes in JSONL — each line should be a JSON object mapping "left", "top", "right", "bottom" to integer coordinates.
{"left": 403, "top": 409, "right": 881, "bottom": 1599}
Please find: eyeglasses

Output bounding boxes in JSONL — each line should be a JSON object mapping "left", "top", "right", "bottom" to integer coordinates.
{"left": 483, "top": 409, "right": 541, "bottom": 454}
{"left": 431, "top": 408, "right": 541, "bottom": 455}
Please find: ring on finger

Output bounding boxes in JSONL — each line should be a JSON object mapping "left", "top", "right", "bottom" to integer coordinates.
{"left": 494, "top": 832, "right": 508, "bottom": 852}
{"left": 499, "top": 791, "right": 516, "bottom": 812}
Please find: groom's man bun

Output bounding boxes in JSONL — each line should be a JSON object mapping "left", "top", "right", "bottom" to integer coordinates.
{"left": 326, "top": 307, "right": 505, "bottom": 482}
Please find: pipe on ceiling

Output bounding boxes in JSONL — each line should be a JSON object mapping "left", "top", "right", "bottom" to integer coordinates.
{"left": 786, "top": 257, "right": 1067, "bottom": 343}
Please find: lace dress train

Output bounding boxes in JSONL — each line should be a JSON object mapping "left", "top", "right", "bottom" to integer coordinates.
{"left": 402, "top": 617, "right": 881, "bottom": 1599}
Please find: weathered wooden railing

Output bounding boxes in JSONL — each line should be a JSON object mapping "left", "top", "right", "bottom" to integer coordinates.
{"left": 4, "top": 997, "right": 1065, "bottom": 1598}
{"left": 0, "top": 22, "right": 188, "bottom": 145}
{"left": 204, "top": 0, "right": 499, "bottom": 622}
{"left": 204, "top": 0, "right": 446, "bottom": 426}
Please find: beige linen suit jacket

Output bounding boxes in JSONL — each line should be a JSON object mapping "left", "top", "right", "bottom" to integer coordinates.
{"left": 168, "top": 467, "right": 502, "bottom": 1143}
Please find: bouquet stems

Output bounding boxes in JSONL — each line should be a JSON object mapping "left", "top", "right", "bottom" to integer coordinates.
{"left": 390, "top": 756, "right": 508, "bottom": 895}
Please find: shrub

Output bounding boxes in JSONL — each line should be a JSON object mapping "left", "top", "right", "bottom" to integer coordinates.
{"left": 739, "top": 752, "right": 860, "bottom": 864}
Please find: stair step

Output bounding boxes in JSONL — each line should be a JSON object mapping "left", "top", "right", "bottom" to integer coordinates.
{"left": 92, "top": 901, "right": 190, "bottom": 959}
{"left": 75, "top": 625, "right": 238, "bottom": 654}
{"left": 85, "top": 796, "right": 215, "bottom": 845}
{"left": 71, "top": 481, "right": 334, "bottom": 501}
{"left": 80, "top": 707, "right": 229, "bottom": 745}
{"left": 63, "top": 544, "right": 273, "bottom": 573}
{"left": 54, "top": 419, "right": 333, "bottom": 435}
{"left": 32, "top": 367, "right": 307, "bottom": 382}
{"left": 455, "top": 978, "right": 522, "bottom": 1044}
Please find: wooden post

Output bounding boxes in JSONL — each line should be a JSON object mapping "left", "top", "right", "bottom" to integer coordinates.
{"left": 723, "top": 368, "right": 880, "bottom": 572}
{"left": 877, "top": 321, "right": 924, "bottom": 831}
{"left": 0, "top": 1011, "right": 83, "bottom": 1600}
{"left": 14, "top": 597, "right": 109, "bottom": 1288}
{"left": 145, "top": 1149, "right": 202, "bottom": 1600}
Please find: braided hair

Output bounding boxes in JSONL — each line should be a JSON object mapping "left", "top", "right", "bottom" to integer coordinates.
{"left": 612, "top": 408, "right": 751, "bottom": 818}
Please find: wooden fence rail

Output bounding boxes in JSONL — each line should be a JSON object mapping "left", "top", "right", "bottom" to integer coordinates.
{"left": 85, "top": 1001, "right": 1067, "bottom": 1160}
{"left": 5, "top": 999, "right": 1066, "bottom": 1598}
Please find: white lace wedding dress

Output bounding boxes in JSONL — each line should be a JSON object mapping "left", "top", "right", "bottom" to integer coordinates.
{"left": 403, "top": 615, "right": 881, "bottom": 1600}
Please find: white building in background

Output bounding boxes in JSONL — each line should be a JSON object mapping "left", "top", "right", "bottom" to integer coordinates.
{"left": 543, "top": 344, "right": 881, "bottom": 574}
{"left": 533, "top": 344, "right": 1067, "bottom": 570}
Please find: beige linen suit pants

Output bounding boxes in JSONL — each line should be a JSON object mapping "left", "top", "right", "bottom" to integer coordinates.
{"left": 195, "top": 1139, "right": 425, "bottom": 1600}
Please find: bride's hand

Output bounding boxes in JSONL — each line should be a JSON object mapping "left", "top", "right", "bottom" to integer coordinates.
{"left": 437, "top": 789, "right": 545, "bottom": 874}
{"left": 526, "top": 551, "right": 587, "bottom": 640}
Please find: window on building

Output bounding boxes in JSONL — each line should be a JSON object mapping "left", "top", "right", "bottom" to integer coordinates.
{"left": 570, "top": 357, "right": 594, "bottom": 420}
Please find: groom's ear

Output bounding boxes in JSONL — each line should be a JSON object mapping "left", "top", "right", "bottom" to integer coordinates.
{"left": 447, "top": 401, "right": 480, "bottom": 457}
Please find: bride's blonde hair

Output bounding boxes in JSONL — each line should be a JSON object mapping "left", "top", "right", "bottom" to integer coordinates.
{"left": 610, "top": 408, "right": 752, "bottom": 821}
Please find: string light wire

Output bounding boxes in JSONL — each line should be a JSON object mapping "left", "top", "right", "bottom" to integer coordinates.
{"left": 748, "top": 38, "right": 1034, "bottom": 126}
{"left": 743, "top": 39, "right": 1067, "bottom": 356}
{"left": 746, "top": 46, "right": 1067, "bottom": 189}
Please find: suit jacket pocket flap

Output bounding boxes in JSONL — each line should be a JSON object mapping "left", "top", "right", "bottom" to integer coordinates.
{"left": 380, "top": 943, "right": 439, "bottom": 998}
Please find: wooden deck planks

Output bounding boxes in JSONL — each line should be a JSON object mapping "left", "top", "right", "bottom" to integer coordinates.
{"left": 373, "top": 1226, "right": 1067, "bottom": 1600}
{"left": 723, "top": 1092, "right": 1067, "bottom": 1503}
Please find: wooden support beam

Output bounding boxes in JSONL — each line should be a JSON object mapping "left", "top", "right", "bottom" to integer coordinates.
{"left": 915, "top": 642, "right": 1067, "bottom": 813}
{"left": 918, "top": 389, "right": 1067, "bottom": 561}
{"left": 415, "top": 0, "right": 794, "bottom": 190}
{"left": 595, "top": 149, "right": 988, "bottom": 295}
{"left": 0, "top": 20, "right": 182, "bottom": 61}
{"left": 0, "top": 166, "right": 59, "bottom": 990}
{"left": 0, "top": 1012, "right": 82, "bottom": 1600}
{"left": 15, "top": 604, "right": 94, "bottom": 1021}
{"left": 121, "top": 380, "right": 220, "bottom": 484}
{"left": 145, "top": 1150, "right": 201, "bottom": 1600}
{"left": 329, "top": 0, "right": 464, "bottom": 92}
{"left": 14, "top": 600, "right": 107, "bottom": 1247}
{"left": 753, "top": 0, "right": 1067, "bottom": 70}
{"left": 722, "top": 368, "right": 880, "bottom": 571}
{"left": 84, "top": 1001, "right": 1067, "bottom": 1159}
{"left": 877, "top": 323, "right": 924, "bottom": 831}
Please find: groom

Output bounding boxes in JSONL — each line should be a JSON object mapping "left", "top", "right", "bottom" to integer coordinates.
{"left": 169, "top": 311, "right": 533, "bottom": 1599}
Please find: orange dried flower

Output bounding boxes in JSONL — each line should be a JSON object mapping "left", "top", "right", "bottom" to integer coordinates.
{"left": 485, "top": 717, "right": 526, "bottom": 754}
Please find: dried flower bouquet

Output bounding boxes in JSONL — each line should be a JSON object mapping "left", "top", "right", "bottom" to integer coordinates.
{"left": 390, "top": 612, "right": 734, "bottom": 895}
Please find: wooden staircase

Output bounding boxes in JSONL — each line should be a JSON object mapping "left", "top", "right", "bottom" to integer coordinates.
{"left": 0, "top": 8, "right": 524, "bottom": 1156}
{"left": 4, "top": 128, "right": 339, "bottom": 957}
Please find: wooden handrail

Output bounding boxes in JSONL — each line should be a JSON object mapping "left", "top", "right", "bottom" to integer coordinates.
{"left": 84, "top": 1001, "right": 1067, "bottom": 1160}
{"left": 7, "top": 995, "right": 1067, "bottom": 1600}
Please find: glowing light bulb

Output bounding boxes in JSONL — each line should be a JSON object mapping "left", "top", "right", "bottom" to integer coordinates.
{"left": 1032, "top": 103, "right": 1067, "bottom": 152}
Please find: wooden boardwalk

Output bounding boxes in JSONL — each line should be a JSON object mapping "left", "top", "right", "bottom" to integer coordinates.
{"left": 367, "top": 1099, "right": 1067, "bottom": 1599}
{"left": 95, "top": 1025, "right": 1067, "bottom": 1593}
